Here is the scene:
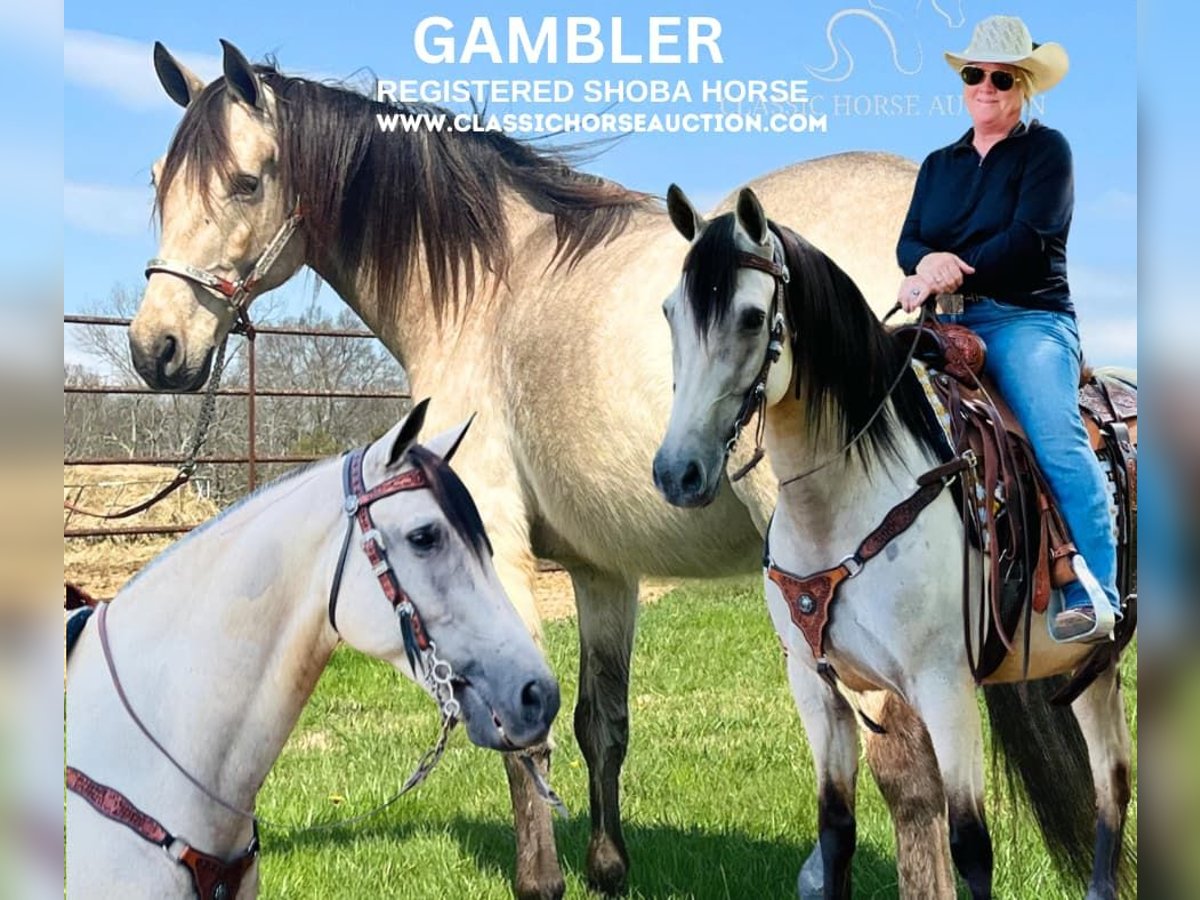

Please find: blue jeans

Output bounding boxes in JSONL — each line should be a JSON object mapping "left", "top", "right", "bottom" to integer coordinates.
{"left": 940, "top": 298, "right": 1119, "bottom": 610}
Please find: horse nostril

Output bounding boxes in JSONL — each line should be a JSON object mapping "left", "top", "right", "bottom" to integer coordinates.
{"left": 680, "top": 460, "right": 704, "bottom": 495}
{"left": 521, "top": 680, "right": 544, "bottom": 713}
{"left": 157, "top": 334, "right": 178, "bottom": 367}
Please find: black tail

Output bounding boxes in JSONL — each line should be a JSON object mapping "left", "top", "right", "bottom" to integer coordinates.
{"left": 983, "top": 679, "right": 1136, "bottom": 897}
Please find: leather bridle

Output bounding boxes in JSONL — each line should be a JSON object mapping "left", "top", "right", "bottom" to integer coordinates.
{"left": 724, "top": 236, "right": 790, "bottom": 483}
{"left": 326, "top": 446, "right": 457, "bottom": 709}
{"left": 144, "top": 202, "right": 303, "bottom": 336}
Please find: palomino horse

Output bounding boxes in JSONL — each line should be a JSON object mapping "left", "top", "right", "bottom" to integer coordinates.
{"left": 653, "top": 185, "right": 1136, "bottom": 899}
{"left": 66, "top": 401, "right": 560, "bottom": 898}
{"left": 130, "top": 39, "right": 961, "bottom": 897}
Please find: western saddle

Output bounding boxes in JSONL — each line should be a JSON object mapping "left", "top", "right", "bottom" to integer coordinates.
{"left": 894, "top": 320, "right": 1137, "bottom": 696}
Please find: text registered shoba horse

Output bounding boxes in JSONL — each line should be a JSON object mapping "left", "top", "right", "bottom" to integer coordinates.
{"left": 654, "top": 185, "right": 1136, "bottom": 899}
{"left": 131, "top": 38, "right": 991, "bottom": 897}
{"left": 65, "top": 401, "right": 560, "bottom": 899}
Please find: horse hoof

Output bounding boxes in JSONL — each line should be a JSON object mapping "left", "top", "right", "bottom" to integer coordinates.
{"left": 585, "top": 834, "right": 629, "bottom": 896}
{"left": 797, "top": 847, "right": 824, "bottom": 900}
{"left": 515, "top": 876, "right": 566, "bottom": 900}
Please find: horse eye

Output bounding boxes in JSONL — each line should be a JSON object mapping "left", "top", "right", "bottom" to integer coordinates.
{"left": 739, "top": 308, "right": 767, "bottom": 332}
{"left": 230, "top": 173, "right": 260, "bottom": 196}
{"left": 405, "top": 524, "right": 441, "bottom": 552}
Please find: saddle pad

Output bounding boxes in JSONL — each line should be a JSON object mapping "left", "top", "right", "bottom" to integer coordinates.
{"left": 66, "top": 606, "right": 94, "bottom": 660}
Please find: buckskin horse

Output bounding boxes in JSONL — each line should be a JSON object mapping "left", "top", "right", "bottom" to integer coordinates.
{"left": 653, "top": 185, "right": 1136, "bottom": 899}
{"left": 131, "top": 39, "right": 980, "bottom": 897}
{"left": 66, "top": 402, "right": 560, "bottom": 898}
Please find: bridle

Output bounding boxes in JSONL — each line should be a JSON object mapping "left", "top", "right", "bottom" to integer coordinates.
{"left": 326, "top": 446, "right": 459, "bottom": 730}
{"left": 717, "top": 227, "right": 930, "bottom": 486}
{"left": 724, "top": 234, "right": 790, "bottom": 483}
{"left": 144, "top": 201, "right": 304, "bottom": 337}
{"left": 66, "top": 203, "right": 304, "bottom": 521}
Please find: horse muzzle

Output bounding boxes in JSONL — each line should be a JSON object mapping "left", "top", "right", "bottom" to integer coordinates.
{"left": 453, "top": 671, "right": 560, "bottom": 751}
{"left": 652, "top": 444, "right": 722, "bottom": 508}
{"left": 128, "top": 331, "right": 214, "bottom": 392}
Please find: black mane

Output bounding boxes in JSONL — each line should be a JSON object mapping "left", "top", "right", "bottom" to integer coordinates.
{"left": 680, "top": 214, "right": 943, "bottom": 466}
{"left": 157, "top": 60, "right": 654, "bottom": 322}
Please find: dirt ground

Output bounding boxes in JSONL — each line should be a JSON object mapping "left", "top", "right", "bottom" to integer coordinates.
{"left": 64, "top": 466, "right": 678, "bottom": 618}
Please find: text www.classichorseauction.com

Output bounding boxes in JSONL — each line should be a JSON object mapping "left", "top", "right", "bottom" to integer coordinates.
{"left": 373, "top": 16, "right": 829, "bottom": 135}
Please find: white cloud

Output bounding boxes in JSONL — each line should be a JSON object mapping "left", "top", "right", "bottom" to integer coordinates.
{"left": 1084, "top": 189, "right": 1137, "bottom": 221}
{"left": 64, "top": 30, "right": 220, "bottom": 111}
{"left": 64, "top": 181, "right": 155, "bottom": 238}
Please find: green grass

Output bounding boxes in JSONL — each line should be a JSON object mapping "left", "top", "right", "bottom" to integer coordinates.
{"left": 259, "top": 577, "right": 1137, "bottom": 898}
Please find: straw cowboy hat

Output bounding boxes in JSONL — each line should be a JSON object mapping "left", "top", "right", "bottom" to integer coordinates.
{"left": 944, "top": 15, "right": 1069, "bottom": 94}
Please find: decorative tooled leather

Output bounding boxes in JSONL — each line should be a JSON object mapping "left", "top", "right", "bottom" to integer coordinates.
{"left": 767, "top": 565, "right": 849, "bottom": 659}
{"left": 858, "top": 481, "right": 944, "bottom": 560}
{"left": 937, "top": 323, "right": 987, "bottom": 381}
{"left": 180, "top": 844, "right": 258, "bottom": 900}
{"left": 66, "top": 767, "right": 170, "bottom": 845}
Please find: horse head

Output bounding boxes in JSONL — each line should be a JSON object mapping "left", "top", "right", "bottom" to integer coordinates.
{"left": 130, "top": 41, "right": 305, "bottom": 391}
{"left": 652, "top": 185, "right": 793, "bottom": 508}
{"left": 337, "top": 400, "right": 560, "bottom": 750}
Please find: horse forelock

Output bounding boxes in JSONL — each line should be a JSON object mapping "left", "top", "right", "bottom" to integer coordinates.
{"left": 773, "top": 223, "right": 943, "bottom": 466}
{"left": 156, "top": 58, "right": 654, "bottom": 323}
{"left": 679, "top": 214, "right": 742, "bottom": 339}
{"left": 406, "top": 445, "right": 493, "bottom": 560}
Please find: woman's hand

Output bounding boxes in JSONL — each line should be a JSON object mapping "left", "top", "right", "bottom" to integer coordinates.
{"left": 915, "top": 252, "right": 976, "bottom": 293}
{"left": 898, "top": 274, "right": 935, "bottom": 312}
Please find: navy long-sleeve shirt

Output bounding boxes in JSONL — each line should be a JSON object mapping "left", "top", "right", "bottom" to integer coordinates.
{"left": 896, "top": 120, "right": 1074, "bottom": 315}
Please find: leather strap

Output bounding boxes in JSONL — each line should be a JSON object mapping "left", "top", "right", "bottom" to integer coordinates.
{"left": 766, "top": 470, "right": 952, "bottom": 660}
{"left": 326, "top": 448, "right": 432, "bottom": 674}
{"left": 66, "top": 766, "right": 259, "bottom": 900}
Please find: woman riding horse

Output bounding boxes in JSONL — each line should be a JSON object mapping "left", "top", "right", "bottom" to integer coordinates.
{"left": 895, "top": 15, "right": 1119, "bottom": 642}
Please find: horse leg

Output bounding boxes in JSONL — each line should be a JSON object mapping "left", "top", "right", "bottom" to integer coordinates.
{"left": 787, "top": 658, "right": 859, "bottom": 900}
{"left": 1071, "top": 665, "right": 1133, "bottom": 900}
{"left": 487, "top": 524, "right": 564, "bottom": 900}
{"left": 910, "top": 672, "right": 993, "bottom": 900}
{"left": 569, "top": 565, "right": 639, "bottom": 895}
{"left": 858, "top": 692, "right": 956, "bottom": 899}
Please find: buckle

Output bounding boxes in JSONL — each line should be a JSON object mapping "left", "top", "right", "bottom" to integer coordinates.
{"left": 361, "top": 528, "right": 383, "bottom": 551}
{"left": 840, "top": 555, "right": 863, "bottom": 577}
{"left": 164, "top": 837, "right": 188, "bottom": 863}
{"left": 343, "top": 495, "right": 359, "bottom": 515}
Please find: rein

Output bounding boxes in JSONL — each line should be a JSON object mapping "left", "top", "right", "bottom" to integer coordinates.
{"left": 776, "top": 303, "right": 929, "bottom": 488}
{"left": 63, "top": 205, "right": 302, "bottom": 523}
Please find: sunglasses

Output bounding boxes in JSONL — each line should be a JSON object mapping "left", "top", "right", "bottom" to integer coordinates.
{"left": 960, "top": 66, "right": 1020, "bottom": 91}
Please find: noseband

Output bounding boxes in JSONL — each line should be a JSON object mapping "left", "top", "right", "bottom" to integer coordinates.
{"left": 144, "top": 202, "right": 303, "bottom": 336}
{"left": 725, "top": 236, "right": 790, "bottom": 482}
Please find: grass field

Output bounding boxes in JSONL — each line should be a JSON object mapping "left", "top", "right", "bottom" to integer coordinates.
{"left": 259, "top": 577, "right": 1137, "bottom": 898}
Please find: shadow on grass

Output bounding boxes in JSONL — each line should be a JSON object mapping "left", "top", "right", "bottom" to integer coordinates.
{"left": 268, "top": 814, "right": 901, "bottom": 899}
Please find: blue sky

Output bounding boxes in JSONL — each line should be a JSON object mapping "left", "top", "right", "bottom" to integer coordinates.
{"left": 58, "top": 1, "right": 1137, "bottom": 366}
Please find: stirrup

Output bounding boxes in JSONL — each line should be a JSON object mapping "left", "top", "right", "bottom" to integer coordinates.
{"left": 1047, "top": 554, "right": 1116, "bottom": 644}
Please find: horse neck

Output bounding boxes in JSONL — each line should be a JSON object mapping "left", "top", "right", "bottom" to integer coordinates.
{"left": 310, "top": 190, "right": 542, "bottom": 380}
{"left": 763, "top": 392, "right": 932, "bottom": 560}
{"left": 107, "top": 461, "right": 341, "bottom": 840}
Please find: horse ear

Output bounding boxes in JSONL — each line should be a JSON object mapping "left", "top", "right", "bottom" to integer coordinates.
{"left": 420, "top": 414, "right": 476, "bottom": 464}
{"left": 383, "top": 398, "right": 431, "bottom": 469}
{"left": 219, "top": 39, "right": 263, "bottom": 109}
{"left": 667, "top": 184, "right": 705, "bottom": 242}
{"left": 153, "top": 42, "right": 205, "bottom": 108}
{"left": 736, "top": 188, "right": 769, "bottom": 245}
